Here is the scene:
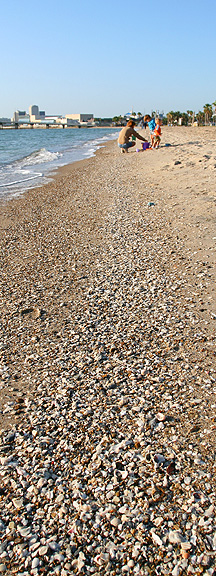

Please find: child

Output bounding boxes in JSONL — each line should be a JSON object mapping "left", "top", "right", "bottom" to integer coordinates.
{"left": 153, "top": 118, "right": 162, "bottom": 148}
{"left": 144, "top": 114, "right": 156, "bottom": 147}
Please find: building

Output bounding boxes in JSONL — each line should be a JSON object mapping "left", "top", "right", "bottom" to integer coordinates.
{"left": 29, "top": 105, "right": 45, "bottom": 122}
{"left": 65, "top": 113, "right": 94, "bottom": 123}
{"left": 0, "top": 117, "right": 11, "bottom": 125}
{"left": 44, "top": 115, "right": 63, "bottom": 124}
{"left": 12, "top": 111, "right": 30, "bottom": 123}
{"left": 11, "top": 105, "right": 95, "bottom": 127}
{"left": 29, "top": 105, "right": 39, "bottom": 117}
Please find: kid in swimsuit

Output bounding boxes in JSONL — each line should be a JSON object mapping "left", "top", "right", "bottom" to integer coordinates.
{"left": 153, "top": 118, "right": 162, "bottom": 148}
{"left": 144, "top": 114, "right": 156, "bottom": 147}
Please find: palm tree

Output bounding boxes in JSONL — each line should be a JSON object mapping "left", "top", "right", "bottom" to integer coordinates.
{"left": 203, "top": 104, "right": 213, "bottom": 124}
{"left": 167, "top": 111, "right": 174, "bottom": 125}
{"left": 173, "top": 111, "right": 181, "bottom": 123}
{"left": 181, "top": 112, "right": 189, "bottom": 126}
{"left": 186, "top": 110, "right": 193, "bottom": 124}
{"left": 196, "top": 111, "right": 205, "bottom": 126}
{"left": 212, "top": 101, "right": 216, "bottom": 124}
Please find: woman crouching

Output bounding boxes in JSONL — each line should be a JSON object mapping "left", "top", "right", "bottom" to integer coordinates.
{"left": 118, "top": 120, "right": 147, "bottom": 153}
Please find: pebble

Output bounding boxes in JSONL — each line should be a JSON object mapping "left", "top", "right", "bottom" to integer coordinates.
{"left": 32, "top": 557, "right": 39, "bottom": 569}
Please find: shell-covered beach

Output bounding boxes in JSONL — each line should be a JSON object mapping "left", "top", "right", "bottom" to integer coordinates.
{"left": 0, "top": 126, "right": 216, "bottom": 575}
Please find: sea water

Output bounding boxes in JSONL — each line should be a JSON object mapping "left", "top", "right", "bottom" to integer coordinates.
{"left": 0, "top": 127, "right": 119, "bottom": 200}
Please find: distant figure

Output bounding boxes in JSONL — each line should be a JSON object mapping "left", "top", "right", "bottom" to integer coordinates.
{"left": 153, "top": 118, "right": 162, "bottom": 148}
{"left": 144, "top": 115, "right": 156, "bottom": 148}
{"left": 118, "top": 120, "right": 147, "bottom": 153}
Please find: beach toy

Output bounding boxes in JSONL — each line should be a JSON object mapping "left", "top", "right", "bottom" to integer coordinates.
{"left": 132, "top": 135, "right": 136, "bottom": 141}
{"left": 141, "top": 142, "right": 150, "bottom": 150}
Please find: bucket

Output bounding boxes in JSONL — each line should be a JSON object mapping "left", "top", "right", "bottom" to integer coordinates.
{"left": 142, "top": 142, "right": 150, "bottom": 150}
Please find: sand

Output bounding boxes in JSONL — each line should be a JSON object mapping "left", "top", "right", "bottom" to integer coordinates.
{"left": 0, "top": 126, "right": 215, "bottom": 429}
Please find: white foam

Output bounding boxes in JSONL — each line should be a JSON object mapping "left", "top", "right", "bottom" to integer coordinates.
{"left": 18, "top": 148, "right": 62, "bottom": 167}
{"left": 0, "top": 128, "right": 119, "bottom": 198}
{"left": 0, "top": 173, "right": 43, "bottom": 188}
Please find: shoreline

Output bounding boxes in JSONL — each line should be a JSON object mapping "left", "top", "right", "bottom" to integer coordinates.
{"left": 0, "top": 128, "right": 119, "bottom": 200}
{"left": 0, "top": 126, "right": 216, "bottom": 574}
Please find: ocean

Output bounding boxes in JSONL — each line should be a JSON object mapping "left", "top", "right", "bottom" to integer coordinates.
{"left": 0, "top": 127, "right": 119, "bottom": 200}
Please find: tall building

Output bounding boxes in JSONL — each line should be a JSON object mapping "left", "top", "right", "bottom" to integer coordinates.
{"left": 29, "top": 105, "right": 39, "bottom": 117}
{"left": 29, "top": 105, "right": 45, "bottom": 122}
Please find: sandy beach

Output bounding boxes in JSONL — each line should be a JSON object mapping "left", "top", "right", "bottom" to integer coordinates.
{"left": 0, "top": 126, "right": 216, "bottom": 575}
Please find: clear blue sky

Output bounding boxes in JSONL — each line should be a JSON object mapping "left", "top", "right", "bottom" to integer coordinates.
{"left": 1, "top": 0, "right": 216, "bottom": 118}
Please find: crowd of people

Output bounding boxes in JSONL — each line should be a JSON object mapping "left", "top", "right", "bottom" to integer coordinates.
{"left": 117, "top": 115, "right": 162, "bottom": 153}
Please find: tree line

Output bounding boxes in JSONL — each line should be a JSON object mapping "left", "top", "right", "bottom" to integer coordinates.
{"left": 165, "top": 102, "right": 216, "bottom": 125}
{"left": 112, "top": 102, "right": 216, "bottom": 126}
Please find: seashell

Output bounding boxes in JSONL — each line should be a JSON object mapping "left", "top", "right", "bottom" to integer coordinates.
{"left": 20, "top": 306, "right": 41, "bottom": 319}
{"left": 155, "top": 412, "right": 166, "bottom": 421}
{"left": 151, "top": 530, "right": 163, "bottom": 546}
{"left": 181, "top": 542, "right": 191, "bottom": 550}
{"left": 110, "top": 517, "right": 120, "bottom": 527}
{"left": 12, "top": 498, "right": 23, "bottom": 509}
{"left": 181, "top": 542, "right": 191, "bottom": 559}
{"left": 181, "top": 549, "right": 190, "bottom": 559}
{"left": 121, "top": 470, "right": 128, "bottom": 479}
{"left": 153, "top": 453, "right": 165, "bottom": 464}
{"left": 31, "top": 307, "right": 41, "bottom": 319}
{"left": 184, "top": 476, "right": 192, "bottom": 485}
{"left": 166, "top": 461, "right": 176, "bottom": 475}
{"left": 153, "top": 516, "right": 164, "bottom": 527}
{"left": 169, "top": 530, "right": 185, "bottom": 544}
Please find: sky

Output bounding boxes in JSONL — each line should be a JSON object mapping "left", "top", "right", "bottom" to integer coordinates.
{"left": 1, "top": 0, "right": 216, "bottom": 118}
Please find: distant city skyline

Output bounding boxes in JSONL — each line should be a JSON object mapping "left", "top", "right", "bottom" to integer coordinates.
{"left": 1, "top": 0, "right": 216, "bottom": 118}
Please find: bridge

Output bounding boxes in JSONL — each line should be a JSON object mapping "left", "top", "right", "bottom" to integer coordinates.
{"left": 0, "top": 121, "right": 71, "bottom": 130}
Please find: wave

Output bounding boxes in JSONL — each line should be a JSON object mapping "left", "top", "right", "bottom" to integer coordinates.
{"left": 0, "top": 173, "right": 43, "bottom": 188}
{"left": 0, "top": 128, "right": 119, "bottom": 197}
{"left": 16, "top": 147, "right": 62, "bottom": 167}
{"left": 82, "top": 132, "right": 118, "bottom": 148}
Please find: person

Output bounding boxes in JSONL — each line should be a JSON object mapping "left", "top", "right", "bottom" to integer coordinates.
{"left": 153, "top": 118, "right": 162, "bottom": 148}
{"left": 144, "top": 114, "right": 156, "bottom": 148}
{"left": 118, "top": 120, "right": 148, "bottom": 153}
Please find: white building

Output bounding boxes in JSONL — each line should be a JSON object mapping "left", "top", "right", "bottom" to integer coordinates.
{"left": 12, "top": 110, "right": 30, "bottom": 123}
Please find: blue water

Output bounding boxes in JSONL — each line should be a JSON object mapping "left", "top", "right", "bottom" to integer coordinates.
{"left": 0, "top": 127, "right": 119, "bottom": 199}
